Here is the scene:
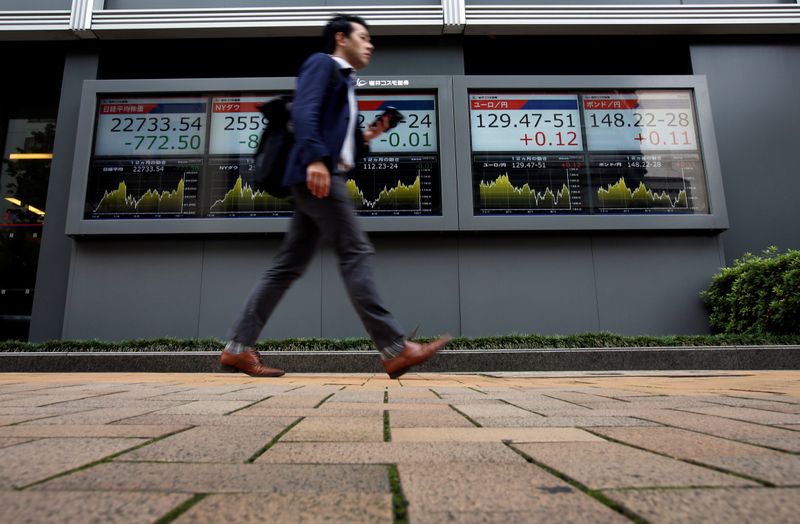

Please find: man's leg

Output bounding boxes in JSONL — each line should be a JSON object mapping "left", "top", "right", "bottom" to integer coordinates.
{"left": 222, "top": 205, "right": 319, "bottom": 377}
{"left": 292, "top": 177, "right": 406, "bottom": 357}
{"left": 293, "top": 177, "right": 450, "bottom": 377}
{"left": 227, "top": 207, "right": 319, "bottom": 346}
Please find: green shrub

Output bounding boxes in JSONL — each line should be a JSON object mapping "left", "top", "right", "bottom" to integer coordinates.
{"left": 701, "top": 247, "right": 800, "bottom": 335}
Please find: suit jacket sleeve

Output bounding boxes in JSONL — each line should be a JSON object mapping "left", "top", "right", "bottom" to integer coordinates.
{"left": 292, "top": 53, "right": 335, "bottom": 167}
{"left": 356, "top": 128, "right": 369, "bottom": 163}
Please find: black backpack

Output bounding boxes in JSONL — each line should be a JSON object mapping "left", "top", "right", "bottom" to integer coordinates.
{"left": 253, "top": 95, "right": 293, "bottom": 199}
{"left": 252, "top": 61, "right": 342, "bottom": 199}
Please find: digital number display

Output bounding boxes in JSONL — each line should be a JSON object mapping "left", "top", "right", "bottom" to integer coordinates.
{"left": 351, "top": 93, "right": 442, "bottom": 216}
{"left": 583, "top": 92, "right": 699, "bottom": 151}
{"left": 208, "top": 96, "right": 271, "bottom": 155}
{"left": 94, "top": 97, "right": 207, "bottom": 157}
{"left": 469, "top": 89, "right": 709, "bottom": 216}
{"left": 470, "top": 94, "right": 583, "bottom": 152}
{"left": 356, "top": 95, "right": 438, "bottom": 154}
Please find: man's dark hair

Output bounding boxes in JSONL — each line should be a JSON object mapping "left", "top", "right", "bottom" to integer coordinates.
{"left": 322, "top": 14, "right": 369, "bottom": 54}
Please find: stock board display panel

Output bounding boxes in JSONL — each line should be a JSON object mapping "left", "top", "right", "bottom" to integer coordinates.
{"left": 84, "top": 91, "right": 443, "bottom": 221}
{"left": 351, "top": 93, "right": 442, "bottom": 216}
{"left": 468, "top": 90, "right": 710, "bottom": 216}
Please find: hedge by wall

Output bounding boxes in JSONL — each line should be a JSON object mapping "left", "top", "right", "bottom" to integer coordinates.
{"left": 702, "top": 247, "right": 800, "bottom": 335}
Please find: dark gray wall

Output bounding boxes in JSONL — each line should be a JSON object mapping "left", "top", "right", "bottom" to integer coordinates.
{"left": 691, "top": 40, "right": 800, "bottom": 265}
{"left": 62, "top": 233, "right": 722, "bottom": 341}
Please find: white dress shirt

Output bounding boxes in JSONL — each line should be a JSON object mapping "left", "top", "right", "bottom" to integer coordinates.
{"left": 329, "top": 55, "right": 358, "bottom": 172}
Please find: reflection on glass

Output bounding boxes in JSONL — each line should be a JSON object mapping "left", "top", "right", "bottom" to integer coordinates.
{"left": 1, "top": 118, "right": 55, "bottom": 340}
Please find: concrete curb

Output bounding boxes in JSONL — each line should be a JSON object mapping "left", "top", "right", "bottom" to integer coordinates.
{"left": 0, "top": 346, "right": 798, "bottom": 373}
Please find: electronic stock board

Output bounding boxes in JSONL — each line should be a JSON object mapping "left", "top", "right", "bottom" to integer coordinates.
{"left": 454, "top": 76, "right": 728, "bottom": 231}
{"left": 66, "top": 76, "right": 726, "bottom": 235}
{"left": 65, "top": 77, "right": 457, "bottom": 235}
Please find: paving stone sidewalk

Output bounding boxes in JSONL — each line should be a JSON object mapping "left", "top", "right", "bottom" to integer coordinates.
{"left": 0, "top": 370, "right": 798, "bottom": 523}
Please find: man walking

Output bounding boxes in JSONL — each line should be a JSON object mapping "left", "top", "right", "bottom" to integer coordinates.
{"left": 221, "top": 14, "right": 451, "bottom": 378}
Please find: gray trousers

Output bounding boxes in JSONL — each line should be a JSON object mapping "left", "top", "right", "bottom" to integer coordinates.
{"left": 227, "top": 175, "right": 406, "bottom": 358}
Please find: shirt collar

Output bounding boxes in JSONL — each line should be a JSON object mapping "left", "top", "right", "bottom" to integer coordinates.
{"left": 330, "top": 55, "right": 355, "bottom": 74}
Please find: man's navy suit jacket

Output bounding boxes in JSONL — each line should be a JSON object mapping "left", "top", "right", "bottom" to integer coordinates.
{"left": 283, "top": 52, "right": 365, "bottom": 187}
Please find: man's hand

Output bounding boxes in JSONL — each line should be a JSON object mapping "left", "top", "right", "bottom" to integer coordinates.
{"left": 306, "top": 160, "right": 330, "bottom": 198}
{"left": 363, "top": 114, "right": 390, "bottom": 143}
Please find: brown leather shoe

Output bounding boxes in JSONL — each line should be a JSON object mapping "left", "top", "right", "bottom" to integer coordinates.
{"left": 220, "top": 348, "right": 285, "bottom": 377}
{"left": 382, "top": 334, "right": 452, "bottom": 379}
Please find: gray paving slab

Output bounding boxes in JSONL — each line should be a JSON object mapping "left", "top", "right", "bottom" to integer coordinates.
{"left": 613, "top": 396, "right": 728, "bottom": 409}
{"left": 0, "top": 437, "right": 36, "bottom": 448}
{"left": 149, "top": 400, "right": 254, "bottom": 415}
{"left": 0, "top": 393, "right": 109, "bottom": 408}
{"left": 0, "top": 437, "right": 149, "bottom": 488}
{"left": 721, "top": 392, "right": 800, "bottom": 403}
{"left": 603, "top": 487, "right": 800, "bottom": 524}
{"left": 542, "top": 392, "right": 631, "bottom": 408}
{"left": 386, "top": 397, "right": 451, "bottom": 405}
{"left": 44, "top": 398, "right": 190, "bottom": 410}
{"left": 97, "top": 387, "right": 196, "bottom": 400}
{"left": 320, "top": 401, "right": 451, "bottom": 412}
{"left": 400, "top": 463, "right": 626, "bottom": 524}
{"left": 232, "top": 407, "right": 381, "bottom": 418}
{"left": 33, "top": 462, "right": 390, "bottom": 494}
{"left": 411, "top": 510, "right": 620, "bottom": 524}
{"left": 0, "top": 424, "right": 189, "bottom": 439}
{"left": 389, "top": 409, "right": 476, "bottom": 428}
{"left": 112, "top": 413, "right": 299, "bottom": 427}
{"left": 591, "top": 426, "right": 800, "bottom": 485}
{"left": 233, "top": 396, "right": 327, "bottom": 410}
{"left": 431, "top": 397, "right": 505, "bottom": 405}
{"left": 386, "top": 388, "right": 440, "bottom": 401}
{"left": 0, "top": 384, "right": 71, "bottom": 394}
{"left": 431, "top": 388, "right": 487, "bottom": 397}
{"left": 474, "top": 416, "right": 660, "bottom": 428}
{"left": 676, "top": 406, "right": 800, "bottom": 425}
{"left": 154, "top": 386, "right": 257, "bottom": 399}
{"left": 637, "top": 410, "right": 800, "bottom": 452}
{"left": 283, "top": 416, "right": 384, "bottom": 442}
{"left": 507, "top": 397, "right": 593, "bottom": 414}
{"left": 700, "top": 396, "right": 800, "bottom": 413}
{"left": 0, "top": 490, "right": 190, "bottom": 524}
{"left": 591, "top": 426, "right": 784, "bottom": 459}
{"left": 0, "top": 405, "right": 148, "bottom": 417}
{"left": 453, "top": 403, "right": 543, "bottom": 419}
{"left": 257, "top": 442, "right": 528, "bottom": 465}
{"left": 701, "top": 455, "right": 800, "bottom": 486}
{"left": 513, "top": 442, "right": 757, "bottom": 490}
{"left": 0, "top": 414, "right": 54, "bottom": 425}
{"left": 176, "top": 493, "right": 393, "bottom": 524}
{"left": 392, "top": 427, "right": 603, "bottom": 442}
{"left": 115, "top": 424, "right": 288, "bottom": 463}
{"left": 20, "top": 406, "right": 171, "bottom": 425}
{"left": 327, "top": 389, "right": 386, "bottom": 403}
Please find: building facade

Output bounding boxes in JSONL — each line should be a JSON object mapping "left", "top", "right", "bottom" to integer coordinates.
{"left": 1, "top": 0, "right": 798, "bottom": 342}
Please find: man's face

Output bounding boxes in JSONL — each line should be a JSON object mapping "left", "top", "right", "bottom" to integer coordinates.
{"left": 338, "top": 22, "right": 374, "bottom": 70}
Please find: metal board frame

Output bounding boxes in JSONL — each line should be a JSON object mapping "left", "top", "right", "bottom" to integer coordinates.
{"left": 65, "top": 76, "right": 458, "bottom": 235}
{"left": 452, "top": 75, "right": 729, "bottom": 231}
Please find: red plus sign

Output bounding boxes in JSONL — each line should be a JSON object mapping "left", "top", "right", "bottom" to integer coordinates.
{"left": 634, "top": 134, "right": 645, "bottom": 143}
{"left": 520, "top": 134, "right": 532, "bottom": 145}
